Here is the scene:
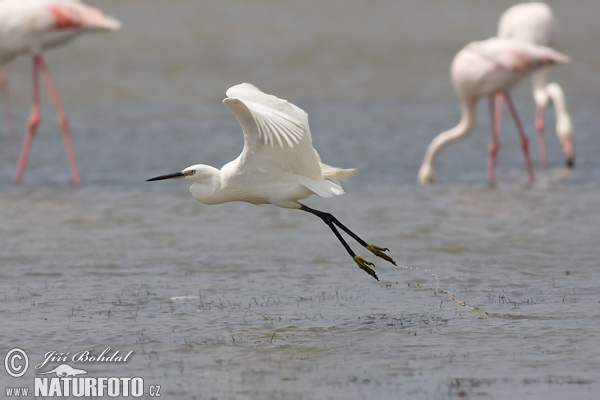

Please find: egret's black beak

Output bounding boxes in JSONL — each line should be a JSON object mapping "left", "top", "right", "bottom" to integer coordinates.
{"left": 147, "top": 172, "right": 185, "bottom": 182}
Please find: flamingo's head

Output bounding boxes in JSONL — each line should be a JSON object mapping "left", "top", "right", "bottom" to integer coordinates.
{"left": 418, "top": 163, "right": 435, "bottom": 185}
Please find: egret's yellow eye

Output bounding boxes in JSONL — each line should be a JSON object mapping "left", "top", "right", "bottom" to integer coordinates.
{"left": 186, "top": 170, "right": 196, "bottom": 176}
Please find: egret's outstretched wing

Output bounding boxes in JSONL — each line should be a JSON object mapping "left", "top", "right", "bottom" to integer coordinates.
{"left": 223, "top": 98, "right": 304, "bottom": 148}
{"left": 223, "top": 83, "right": 308, "bottom": 148}
{"left": 222, "top": 83, "right": 319, "bottom": 174}
{"left": 222, "top": 83, "right": 345, "bottom": 199}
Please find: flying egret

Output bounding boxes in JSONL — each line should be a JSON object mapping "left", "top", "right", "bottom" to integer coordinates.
{"left": 497, "top": 2, "right": 574, "bottom": 167}
{"left": 0, "top": 0, "right": 121, "bottom": 185}
{"left": 418, "top": 38, "right": 570, "bottom": 185}
{"left": 148, "top": 83, "right": 396, "bottom": 281}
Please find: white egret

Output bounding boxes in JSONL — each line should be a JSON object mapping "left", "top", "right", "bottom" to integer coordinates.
{"left": 148, "top": 83, "right": 396, "bottom": 281}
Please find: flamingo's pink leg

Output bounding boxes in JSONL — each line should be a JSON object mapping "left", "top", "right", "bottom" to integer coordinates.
{"left": 494, "top": 93, "right": 503, "bottom": 135}
{"left": 15, "top": 55, "right": 43, "bottom": 184}
{"left": 0, "top": 67, "right": 16, "bottom": 139}
{"left": 535, "top": 105, "right": 546, "bottom": 167}
{"left": 38, "top": 56, "right": 80, "bottom": 185}
{"left": 487, "top": 96, "right": 498, "bottom": 185}
{"left": 504, "top": 93, "right": 535, "bottom": 183}
{"left": 487, "top": 93, "right": 503, "bottom": 185}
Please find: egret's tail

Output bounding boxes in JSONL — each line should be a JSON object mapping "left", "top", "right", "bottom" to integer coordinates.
{"left": 298, "top": 176, "right": 345, "bottom": 198}
{"left": 319, "top": 163, "right": 356, "bottom": 184}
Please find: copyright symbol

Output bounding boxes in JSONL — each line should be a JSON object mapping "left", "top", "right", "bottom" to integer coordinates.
{"left": 4, "top": 348, "right": 29, "bottom": 377}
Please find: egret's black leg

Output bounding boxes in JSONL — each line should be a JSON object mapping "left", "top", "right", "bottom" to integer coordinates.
{"left": 304, "top": 205, "right": 397, "bottom": 266}
{"left": 322, "top": 215, "right": 379, "bottom": 281}
{"left": 299, "top": 203, "right": 396, "bottom": 280}
{"left": 300, "top": 204, "right": 396, "bottom": 265}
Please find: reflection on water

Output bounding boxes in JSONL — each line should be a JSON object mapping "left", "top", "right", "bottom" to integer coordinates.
{"left": 1, "top": 0, "right": 599, "bottom": 398}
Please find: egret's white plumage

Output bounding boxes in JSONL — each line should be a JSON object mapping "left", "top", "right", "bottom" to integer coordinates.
{"left": 0, "top": 0, "right": 121, "bottom": 185}
{"left": 148, "top": 83, "right": 395, "bottom": 280}
{"left": 418, "top": 37, "right": 569, "bottom": 185}
{"left": 216, "top": 83, "right": 347, "bottom": 208}
{"left": 497, "top": 2, "right": 574, "bottom": 167}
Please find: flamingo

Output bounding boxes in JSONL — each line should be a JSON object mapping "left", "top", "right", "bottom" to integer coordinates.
{"left": 0, "top": 0, "right": 120, "bottom": 185}
{"left": 498, "top": 2, "right": 574, "bottom": 167}
{"left": 418, "top": 37, "right": 570, "bottom": 185}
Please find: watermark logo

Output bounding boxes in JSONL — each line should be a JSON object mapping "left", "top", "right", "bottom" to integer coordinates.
{"left": 5, "top": 348, "right": 29, "bottom": 378}
{"left": 37, "top": 364, "right": 88, "bottom": 377}
{"left": 34, "top": 348, "right": 133, "bottom": 370}
{"left": 3, "top": 348, "right": 161, "bottom": 398}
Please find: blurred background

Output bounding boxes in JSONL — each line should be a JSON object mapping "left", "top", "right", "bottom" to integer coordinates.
{"left": 5, "top": 0, "right": 599, "bottom": 102}
{"left": 1, "top": 0, "right": 597, "bottom": 185}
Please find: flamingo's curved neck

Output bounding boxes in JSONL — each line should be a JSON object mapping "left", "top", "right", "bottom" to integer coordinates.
{"left": 422, "top": 97, "right": 478, "bottom": 170}
{"left": 546, "top": 83, "right": 573, "bottom": 140}
{"left": 532, "top": 69, "right": 549, "bottom": 107}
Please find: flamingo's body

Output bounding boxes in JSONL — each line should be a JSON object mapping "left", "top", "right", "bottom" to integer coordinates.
{"left": 0, "top": 0, "right": 120, "bottom": 184}
{"left": 498, "top": 2, "right": 574, "bottom": 167}
{"left": 418, "top": 37, "right": 569, "bottom": 185}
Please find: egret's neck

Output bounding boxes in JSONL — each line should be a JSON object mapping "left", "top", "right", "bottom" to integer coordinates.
{"left": 188, "top": 166, "right": 223, "bottom": 205}
{"left": 419, "top": 97, "right": 477, "bottom": 183}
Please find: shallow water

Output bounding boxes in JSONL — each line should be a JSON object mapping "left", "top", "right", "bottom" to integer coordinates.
{"left": 1, "top": 1, "right": 600, "bottom": 399}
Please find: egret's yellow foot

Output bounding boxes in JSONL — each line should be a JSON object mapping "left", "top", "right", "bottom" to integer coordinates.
{"left": 366, "top": 244, "right": 396, "bottom": 266}
{"left": 353, "top": 256, "right": 379, "bottom": 281}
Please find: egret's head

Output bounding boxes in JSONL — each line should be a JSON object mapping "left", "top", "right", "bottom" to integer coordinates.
{"left": 147, "top": 164, "right": 217, "bottom": 183}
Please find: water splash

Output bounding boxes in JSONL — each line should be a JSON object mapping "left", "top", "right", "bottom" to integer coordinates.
{"left": 395, "top": 264, "right": 490, "bottom": 319}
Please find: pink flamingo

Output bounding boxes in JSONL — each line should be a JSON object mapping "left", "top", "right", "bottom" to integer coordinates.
{"left": 0, "top": 0, "right": 120, "bottom": 185}
{"left": 418, "top": 37, "right": 569, "bottom": 185}
{"left": 498, "top": 2, "right": 574, "bottom": 167}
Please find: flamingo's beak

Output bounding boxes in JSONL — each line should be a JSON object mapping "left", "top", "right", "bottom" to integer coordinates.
{"left": 561, "top": 138, "right": 575, "bottom": 168}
